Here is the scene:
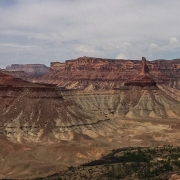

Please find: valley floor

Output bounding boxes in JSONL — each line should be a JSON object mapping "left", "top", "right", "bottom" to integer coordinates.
{"left": 1, "top": 117, "right": 180, "bottom": 179}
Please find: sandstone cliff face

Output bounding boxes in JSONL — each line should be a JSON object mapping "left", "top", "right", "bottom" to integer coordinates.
{"left": 32, "top": 57, "right": 180, "bottom": 90}
{"left": 6, "top": 64, "right": 50, "bottom": 76}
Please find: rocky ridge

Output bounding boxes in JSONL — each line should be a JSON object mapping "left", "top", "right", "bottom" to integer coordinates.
{"left": 124, "top": 57, "right": 157, "bottom": 87}
{"left": 5, "top": 64, "right": 50, "bottom": 76}
{"left": 2, "top": 70, "right": 30, "bottom": 79}
{"left": 27, "top": 56, "right": 180, "bottom": 90}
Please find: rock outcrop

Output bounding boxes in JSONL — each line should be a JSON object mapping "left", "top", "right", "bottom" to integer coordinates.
{"left": 2, "top": 70, "right": 30, "bottom": 79}
{"left": 124, "top": 57, "right": 156, "bottom": 87}
{"left": 6, "top": 64, "right": 50, "bottom": 76}
{"left": 30, "top": 56, "right": 180, "bottom": 90}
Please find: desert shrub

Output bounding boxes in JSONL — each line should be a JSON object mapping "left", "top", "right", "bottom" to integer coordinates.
{"left": 173, "top": 160, "right": 180, "bottom": 168}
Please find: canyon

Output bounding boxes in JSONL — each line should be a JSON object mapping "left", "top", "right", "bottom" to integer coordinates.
{"left": 0, "top": 57, "right": 180, "bottom": 179}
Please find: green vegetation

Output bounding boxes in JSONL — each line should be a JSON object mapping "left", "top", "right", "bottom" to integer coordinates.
{"left": 32, "top": 146, "right": 180, "bottom": 180}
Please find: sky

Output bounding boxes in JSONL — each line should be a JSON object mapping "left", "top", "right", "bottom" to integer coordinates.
{"left": 0, "top": 0, "right": 180, "bottom": 68}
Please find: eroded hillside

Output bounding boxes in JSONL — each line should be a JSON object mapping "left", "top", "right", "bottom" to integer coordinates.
{"left": 0, "top": 85, "right": 180, "bottom": 178}
{"left": 0, "top": 58, "right": 180, "bottom": 179}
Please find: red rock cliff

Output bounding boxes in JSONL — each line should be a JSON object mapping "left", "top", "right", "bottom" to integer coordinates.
{"left": 11, "top": 56, "right": 180, "bottom": 90}
{"left": 124, "top": 57, "right": 156, "bottom": 87}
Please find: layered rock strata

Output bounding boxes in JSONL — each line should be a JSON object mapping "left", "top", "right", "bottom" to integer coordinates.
{"left": 0, "top": 62, "right": 180, "bottom": 142}
{"left": 2, "top": 70, "right": 30, "bottom": 79}
{"left": 1, "top": 88, "right": 180, "bottom": 142}
{"left": 28, "top": 56, "right": 180, "bottom": 90}
{"left": 0, "top": 67, "right": 180, "bottom": 178}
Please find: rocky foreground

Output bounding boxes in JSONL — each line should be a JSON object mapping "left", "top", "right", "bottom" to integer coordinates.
{"left": 0, "top": 57, "right": 180, "bottom": 179}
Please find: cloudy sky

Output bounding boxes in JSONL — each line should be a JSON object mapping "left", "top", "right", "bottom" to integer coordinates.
{"left": 0, "top": 0, "right": 180, "bottom": 68}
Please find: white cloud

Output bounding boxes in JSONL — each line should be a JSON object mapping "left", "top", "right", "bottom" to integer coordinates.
{"left": 148, "top": 37, "right": 180, "bottom": 56}
{"left": 0, "top": 43, "right": 38, "bottom": 49}
{"left": 169, "top": 37, "right": 180, "bottom": 47}
{"left": 116, "top": 53, "right": 127, "bottom": 59}
{"left": 149, "top": 43, "right": 159, "bottom": 50}
{"left": 1, "top": 0, "right": 180, "bottom": 67}
{"left": 76, "top": 46, "right": 94, "bottom": 53}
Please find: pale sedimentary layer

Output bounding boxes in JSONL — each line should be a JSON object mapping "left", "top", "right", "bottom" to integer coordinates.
{"left": 1, "top": 87, "right": 180, "bottom": 142}
{"left": 0, "top": 87, "right": 180, "bottom": 178}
